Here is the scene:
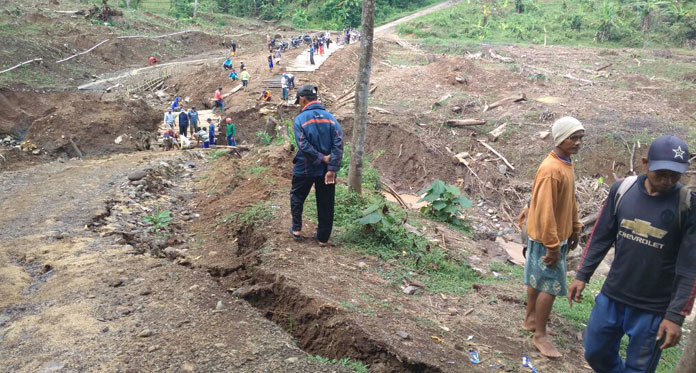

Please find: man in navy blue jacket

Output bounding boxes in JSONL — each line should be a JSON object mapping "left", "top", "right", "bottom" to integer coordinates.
{"left": 569, "top": 135, "right": 696, "bottom": 372}
{"left": 290, "top": 85, "right": 343, "bottom": 246}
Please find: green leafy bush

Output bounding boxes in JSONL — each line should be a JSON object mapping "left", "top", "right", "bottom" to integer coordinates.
{"left": 418, "top": 180, "right": 471, "bottom": 227}
{"left": 256, "top": 131, "right": 273, "bottom": 146}
{"left": 144, "top": 206, "right": 172, "bottom": 232}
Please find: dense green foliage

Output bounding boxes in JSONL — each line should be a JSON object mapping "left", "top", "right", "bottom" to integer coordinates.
{"left": 214, "top": 0, "right": 441, "bottom": 28}
{"left": 135, "top": 0, "right": 441, "bottom": 28}
{"left": 397, "top": 0, "right": 696, "bottom": 48}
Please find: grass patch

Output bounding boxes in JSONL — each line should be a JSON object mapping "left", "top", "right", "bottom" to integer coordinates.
{"left": 245, "top": 165, "right": 269, "bottom": 175}
{"left": 209, "top": 149, "right": 228, "bottom": 160}
{"left": 302, "top": 147, "right": 478, "bottom": 294}
{"left": 306, "top": 355, "right": 370, "bottom": 373}
{"left": 221, "top": 201, "right": 274, "bottom": 227}
{"left": 306, "top": 183, "right": 479, "bottom": 295}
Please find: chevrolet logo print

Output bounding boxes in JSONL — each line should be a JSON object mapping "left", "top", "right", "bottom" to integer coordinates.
{"left": 620, "top": 219, "right": 667, "bottom": 239}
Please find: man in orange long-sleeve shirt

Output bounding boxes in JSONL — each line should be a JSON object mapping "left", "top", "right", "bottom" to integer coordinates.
{"left": 522, "top": 116, "right": 585, "bottom": 358}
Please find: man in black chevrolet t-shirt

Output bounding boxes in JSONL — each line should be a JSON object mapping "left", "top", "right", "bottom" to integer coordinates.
{"left": 568, "top": 135, "right": 696, "bottom": 372}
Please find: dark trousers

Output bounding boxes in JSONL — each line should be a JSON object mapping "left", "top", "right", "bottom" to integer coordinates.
{"left": 290, "top": 175, "right": 335, "bottom": 243}
{"left": 179, "top": 124, "right": 188, "bottom": 137}
{"left": 584, "top": 293, "right": 663, "bottom": 373}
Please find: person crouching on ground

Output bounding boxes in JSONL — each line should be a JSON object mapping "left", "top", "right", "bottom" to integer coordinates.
{"left": 569, "top": 135, "right": 696, "bottom": 372}
{"left": 289, "top": 85, "right": 343, "bottom": 247}
{"left": 521, "top": 116, "right": 584, "bottom": 358}
{"left": 197, "top": 125, "right": 209, "bottom": 149}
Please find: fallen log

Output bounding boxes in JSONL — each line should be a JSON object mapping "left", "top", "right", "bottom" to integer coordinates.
{"left": 595, "top": 63, "right": 612, "bottom": 72}
{"left": 489, "top": 49, "right": 514, "bottom": 63}
{"left": 369, "top": 106, "right": 392, "bottom": 114}
{"left": 580, "top": 211, "right": 599, "bottom": 228}
{"left": 55, "top": 10, "right": 85, "bottom": 15}
{"left": 483, "top": 93, "right": 526, "bottom": 112}
{"left": 380, "top": 181, "right": 408, "bottom": 209}
{"left": 446, "top": 119, "right": 486, "bottom": 127}
{"left": 478, "top": 140, "right": 515, "bottom": 170}
{"left": 487, "top": 123, "right": 508, "bottom": 142}
{"left": 0, "top": 58, "right": 43, "bottom": 75}
{"left": 336, "top": 85, "right": 377, "bottom": 108}
{"left": 465, "top": 52, "right": 482, "bottom": 59}
{"left": 56, "top": 39, "right": 110, "bottom": 64}
{"left": 563, "top": 73, "right": 594, "bottom": 85}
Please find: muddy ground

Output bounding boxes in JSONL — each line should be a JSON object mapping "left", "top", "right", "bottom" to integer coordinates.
{"left": 1, "top": 1, "right": 696, "bottom": 372}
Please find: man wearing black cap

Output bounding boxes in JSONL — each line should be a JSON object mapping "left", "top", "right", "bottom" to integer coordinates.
{"left": 289, "top": 85, "right": 343, "bottom": 246}
{"left": 569, "top": 135, "right": 696, "bottom": 372}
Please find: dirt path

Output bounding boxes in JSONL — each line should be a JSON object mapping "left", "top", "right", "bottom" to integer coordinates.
{"left": 0, "top": 151, "right": 349, "bottom": 372}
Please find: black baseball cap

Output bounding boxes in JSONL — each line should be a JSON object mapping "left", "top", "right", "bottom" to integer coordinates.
{"left": 648, "top": 135, "right": 690, "bottom": 173}
{"left": 294, "top": 85, "right": 318, "bottom": 104}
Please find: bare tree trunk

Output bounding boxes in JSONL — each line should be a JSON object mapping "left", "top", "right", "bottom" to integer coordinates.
{"left": 347, "top": 0, "right": 375, "bottom": 194}
{"left": 125, "top": 0, "right": 130, "bottom": 8}
{"left": 676, "top": 319, "right": 696, "bottom": 372}
{"left": 193, "top": 0, "right": 198, "bottom": 18}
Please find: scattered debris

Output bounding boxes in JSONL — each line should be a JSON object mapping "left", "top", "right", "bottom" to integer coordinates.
{"left": 538, "top": 131, "right": 550, "bottom": 139}
{"left": 396, "top": 330, "right": 410, "bottom": 340}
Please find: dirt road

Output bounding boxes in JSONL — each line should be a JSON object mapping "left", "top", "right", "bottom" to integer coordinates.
{"left": 375, "top": 0, "right": 464, "bottom": 36}
{"left": 0, "top": 152, "right": 348, "bottom": 372}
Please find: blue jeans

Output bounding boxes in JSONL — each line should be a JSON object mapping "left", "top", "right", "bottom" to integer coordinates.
{"left": 282, "top": 87, "right": 289, "bottom": 101}
{"left": 242, "top": 80, "right": 248, "bottom": 87}
{"left": 227, "top": 135, "right": 236, "bottom": 146}
{"left": 584, "top": 293, "right": 663, "bottom": 373}
{"left": 202, "top": 141, "right": 209, "bottom": 149}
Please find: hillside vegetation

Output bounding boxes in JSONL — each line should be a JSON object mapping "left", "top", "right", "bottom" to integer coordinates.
{"left": 396, "top": 0, "right": 696, "bottom": 48}
{"left": 124, "top": 0, "right": 442, "bottom": 29}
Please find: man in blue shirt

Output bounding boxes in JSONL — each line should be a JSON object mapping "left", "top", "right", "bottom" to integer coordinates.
{"left": 569, "top": 135, "right": 696, "bottom": 372}
{"left": 289, "top": 85, "right": 343, "bottom": 246}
